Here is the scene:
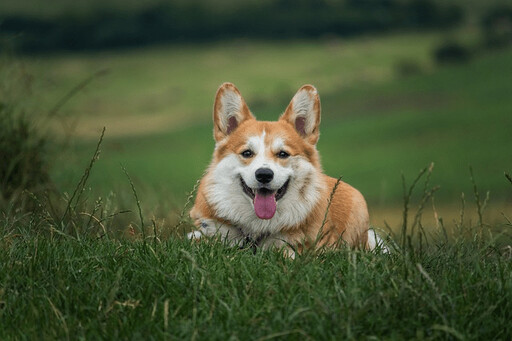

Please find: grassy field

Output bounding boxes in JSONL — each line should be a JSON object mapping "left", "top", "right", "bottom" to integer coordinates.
{"left": 1, "top": 161, "right": 511, "bottom": 339}
{"left": 1, "top": 213, "right": 511, "bottom": 339}
{"left": 2, "top": 31, "right": 512, "bottom": 339}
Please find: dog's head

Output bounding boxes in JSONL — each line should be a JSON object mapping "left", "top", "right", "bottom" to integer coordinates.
{"left": 207, "top": 83, "right": 323, "bottom": 225}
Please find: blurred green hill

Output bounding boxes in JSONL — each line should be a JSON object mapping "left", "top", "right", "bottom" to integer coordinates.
{"left": 24, "top": 34, "right": 509, "bottom": 208}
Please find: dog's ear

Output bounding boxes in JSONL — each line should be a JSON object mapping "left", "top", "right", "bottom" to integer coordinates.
{"left": 280, "top": 84, "right": 321, "bottom": 145}
{"left": 213, "top": 82, "right": 255, "bottom": 142}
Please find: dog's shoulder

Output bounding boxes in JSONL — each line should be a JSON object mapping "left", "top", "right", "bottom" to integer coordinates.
{"left": 322, "top": 175, "right": 369, "bottom": 245}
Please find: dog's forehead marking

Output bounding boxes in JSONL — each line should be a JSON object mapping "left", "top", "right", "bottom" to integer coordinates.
{"left": 272, "top": 137, "right": 285, "bottom": 151}
{"left": 247, "top": 131, "right": 266, "bottom": 153}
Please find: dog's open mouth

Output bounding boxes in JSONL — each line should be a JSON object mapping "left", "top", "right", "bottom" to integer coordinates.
{"left": 240, "top": 177, "right": 289, "bottom": 220}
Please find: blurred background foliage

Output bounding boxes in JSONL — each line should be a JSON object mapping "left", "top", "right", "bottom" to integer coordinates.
{"left": 0, "top": 0, "right": 466, "bottom": 52}
{"left": 0, "top": 0, "right": 511, "bottom": 227}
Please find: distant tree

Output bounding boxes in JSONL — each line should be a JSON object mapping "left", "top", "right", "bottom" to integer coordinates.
{"left": 482, "top": 6, "right": 512, "bottom": 48}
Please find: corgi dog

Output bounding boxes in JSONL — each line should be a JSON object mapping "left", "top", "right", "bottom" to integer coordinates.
{"left": 189, "top": 83, "right": 383, "bottom": 256}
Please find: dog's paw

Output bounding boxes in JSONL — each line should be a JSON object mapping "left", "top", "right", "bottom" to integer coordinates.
{"left": 187, "top": 230, "right": 203, "bottom": 240}
{"left": 284, "top": 248, "right": 296, "bottom": 259}
{"left": 368, "top": 228, "right": 391, "bottom": 253}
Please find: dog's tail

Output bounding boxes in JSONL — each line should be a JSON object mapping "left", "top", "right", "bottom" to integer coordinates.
{"left": 367, "top": 228, "right": 391, "bottom": 253}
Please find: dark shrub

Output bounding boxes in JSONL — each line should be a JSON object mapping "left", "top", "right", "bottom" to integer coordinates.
{"left": 433, "top": 41, "right": 472, "bottom": 65}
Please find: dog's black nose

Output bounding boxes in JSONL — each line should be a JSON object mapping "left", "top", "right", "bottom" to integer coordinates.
{"left": 255, "top": 168, "right": 274, "bottom": 184}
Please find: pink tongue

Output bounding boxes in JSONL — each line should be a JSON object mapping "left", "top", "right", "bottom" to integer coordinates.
{"left": 253, "top": 192, "right": 277, "bottom": 219}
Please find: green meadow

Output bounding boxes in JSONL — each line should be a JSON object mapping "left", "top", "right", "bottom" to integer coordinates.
{"left": 17, "top": 32, "right": 511, "bottom": 226}
{"left": 2, "top": 30, "right": 512, "bottom": 340}
{"left": 1, "top": 232, "right": 511, "bottom": 340}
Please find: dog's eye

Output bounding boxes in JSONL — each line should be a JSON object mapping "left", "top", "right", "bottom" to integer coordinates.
{"left": 241, "top": 150, "right": 254, "bottom": 158}
{"left": 277, "top": 151, "right": 290, "bottom": 159}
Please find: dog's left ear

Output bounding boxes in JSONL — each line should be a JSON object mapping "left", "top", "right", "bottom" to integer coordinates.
{"left": 213, "top": 82, "right": 255, "bottom": 142}
{"left": 280, "top": 85, "right": 321, "bottom": 145}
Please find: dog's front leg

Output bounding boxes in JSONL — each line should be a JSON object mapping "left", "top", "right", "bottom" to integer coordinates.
{"left": 187, "top": 219, "right": 245, "bottom": 247}
{"left": 258, "top": 233, "right": 296, "bottom": 258}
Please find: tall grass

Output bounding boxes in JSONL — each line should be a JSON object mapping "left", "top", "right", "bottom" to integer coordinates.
{"left": 1, "top": 52, "right": 510, "bottom": 340}
{"left": 1, "top": 125, "right": 510, "bottom": 339}
{"left": 0, "top": 105, "right": 50, "bottom": 203}
{"left": 0, "top": 60, "right": 52, "bottom": 213}
{"left": 1, "top": 207, "right": 510, "bottom": 339}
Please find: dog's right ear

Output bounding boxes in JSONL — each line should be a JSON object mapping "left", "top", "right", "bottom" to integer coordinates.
{"left": 280, "top": 84, "right": 321, "bottom": 145}
{"left": 213, "top": 82, "right": 254, "bottom": 142}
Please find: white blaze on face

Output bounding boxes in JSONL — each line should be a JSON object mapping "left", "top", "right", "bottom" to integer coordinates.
{"left": 207, "top": 130, "right": 322, "bottom": 235}
{"left": 272, "top": 137, "right": 286, "bottom": 159}
{"left": 239, "top": 132, "right": 292, "bottom": 190}
{"left": 236, "top": 132, "right": 292, "bottom": 219}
